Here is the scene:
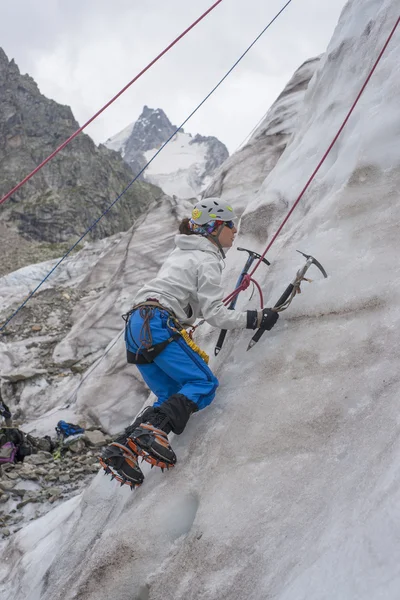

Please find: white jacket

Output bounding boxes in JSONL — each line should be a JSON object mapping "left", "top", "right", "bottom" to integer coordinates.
{"left": 134, "top": 235, "right": 248, "bottom": 329}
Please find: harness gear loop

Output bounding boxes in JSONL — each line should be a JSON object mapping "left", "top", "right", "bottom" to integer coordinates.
{"left": 167, "top": 317, "right": 210, "bottom": 364}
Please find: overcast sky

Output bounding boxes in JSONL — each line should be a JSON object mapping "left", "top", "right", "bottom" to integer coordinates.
{"left": 1, "top": 0, "right": 347, "bottom": 153}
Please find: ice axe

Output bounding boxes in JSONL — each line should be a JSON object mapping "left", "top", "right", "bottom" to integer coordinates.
{"left": 215, "top": 247, "right": 270, "bottom": 356}
{"left": 247, "top": 250, "right": 328, "bottom": 351}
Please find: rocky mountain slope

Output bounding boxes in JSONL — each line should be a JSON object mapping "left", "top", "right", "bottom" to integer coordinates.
{"left": 0, "top": 49, "right": 162, "bottom": 274}
{"left": 105, "top": 105, "right": 229, "bottom": 198}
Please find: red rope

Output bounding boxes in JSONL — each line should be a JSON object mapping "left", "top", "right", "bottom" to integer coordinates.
{"left": 225, "top": 14, "right": 399, "bottom": 304}
{"left": 224, "top": 274, "right": 264, "bottom": 307}
{"left": 0, "top": 0, "right": 224, "bottom": 207}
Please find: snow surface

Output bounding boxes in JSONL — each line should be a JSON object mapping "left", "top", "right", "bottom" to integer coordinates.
{"left": 1, "top": 0, "right": 400, "bottom": 598}
{"left": 104, "top": 121, "right": 134, "bottom": 157}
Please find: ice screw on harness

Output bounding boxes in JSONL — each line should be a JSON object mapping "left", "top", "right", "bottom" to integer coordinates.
{"left": 215, "top": 247, "right": 270, "bottom": 355}
{"left": 247, "top": 250, "right": 328, "bottom": 350}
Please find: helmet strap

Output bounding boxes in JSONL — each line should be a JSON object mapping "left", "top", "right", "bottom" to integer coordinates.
{"left": 207, "top": 224, "right": 226, "bottom": 259}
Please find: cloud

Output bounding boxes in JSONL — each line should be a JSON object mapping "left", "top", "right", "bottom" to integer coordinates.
{"left": 0, "top": 0, "right": 346, "bottom": 152}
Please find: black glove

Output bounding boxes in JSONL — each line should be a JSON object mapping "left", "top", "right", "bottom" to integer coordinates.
{"left": 246, "top": 308, "right": 279, "bottom": 330}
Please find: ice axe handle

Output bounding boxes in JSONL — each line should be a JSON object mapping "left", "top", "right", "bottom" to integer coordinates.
{"left": 215, "top": 329, "right": 228, "bottom": 355}
{"left": 215, "top": 265, "right": 252, "bottom": 356}
{"left": 215, "top": 249, "right": 270, "bottom": 356}
{"left": 249, "top": 283, "right": 294, "bottom": 348}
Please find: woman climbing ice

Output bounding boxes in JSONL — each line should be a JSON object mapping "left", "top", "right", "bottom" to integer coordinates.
{"left": 100, "top": 198, "right": 279, "bottom": 487}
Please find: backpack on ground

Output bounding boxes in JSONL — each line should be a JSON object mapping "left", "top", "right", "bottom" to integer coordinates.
{"left": 55, "top": 420, "right": 85, "bottom": 439}
{"left": 0, "top": 428, "right": 32, "bottom": 464}
{"left": 0, "top": 440, "right": 18, "bottom": 464}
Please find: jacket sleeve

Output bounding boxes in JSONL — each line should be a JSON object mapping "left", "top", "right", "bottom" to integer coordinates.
{"left": 196, "top": 257, "right": 248, "bottom": 330}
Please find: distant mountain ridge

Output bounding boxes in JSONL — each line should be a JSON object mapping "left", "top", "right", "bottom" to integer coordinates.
{"left": 105, "top": 106, "right": 229, "bottom": 198}
{"left": 0, "top": 48, "right": 161, "bottom": 274}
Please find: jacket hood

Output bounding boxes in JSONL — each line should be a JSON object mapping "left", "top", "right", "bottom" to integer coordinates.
{"left": 174, "top": 234, "right": 222, "bottom": 258}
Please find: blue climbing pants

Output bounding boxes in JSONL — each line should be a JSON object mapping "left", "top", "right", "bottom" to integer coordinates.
{"left": 125, "top": 308, "right": 218, "bottom": 411}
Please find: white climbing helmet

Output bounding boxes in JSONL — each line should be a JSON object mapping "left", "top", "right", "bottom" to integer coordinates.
{"left": 191, "top": 197, "right": 236, "bottom": 225}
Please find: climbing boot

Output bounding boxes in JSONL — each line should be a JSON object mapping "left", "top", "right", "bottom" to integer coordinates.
{"left": 127, "top": 395, "right": 198, "bottom": 470}
{"left": 98, "top": 406, "right": 156, "bottom": 488}
{"left": 99, "top": 443, "right": 143, "bottom": 488}
{"left": 127, "top": 409, "right": 176, "bottom": 470}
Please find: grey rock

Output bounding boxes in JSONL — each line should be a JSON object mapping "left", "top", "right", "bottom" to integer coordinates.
{"left": 44, "top": 487, "right": 62, "bottom": 498}
{"left": 16, "top": 496, "right": 39, "bottom": 508}
{"left": 3, "top": 470, "right": 19, "bottom": 480}
{"left": 66, "top": 439, "right": 86, "bottom": 453}
{"left": 24, "top": 452, "right": 52, "bottom": 466}
{"left": 19, "top": 467, "right": 39, "bottom": 481}
{"left": 9, "top": 488, "right": 25, "bottom": 498}
{"left": 48, "top": 495, "right": 62, "bottom": 504}
{"left": 72, "top": 467, "right": 84, "bottom": 475}
{"left": 83, "top": 429, "right": 107, "bottom": 447}
{"left": 35, "top": 467, "right": 48, "bottom": 476}
{"left": 0, "top": 479, "right": 16, "bottom": 491}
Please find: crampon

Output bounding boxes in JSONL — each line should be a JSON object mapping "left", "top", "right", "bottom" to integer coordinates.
{"left": 127, "top": 424, "right": 176, "bottom": 472}
{"left": 98, "top": 442, "right": 144, "bottom": 490}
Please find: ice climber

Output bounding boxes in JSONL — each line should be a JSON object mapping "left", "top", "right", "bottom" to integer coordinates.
{"left": 100, "top": 198, "right": 279, "bottom": 487}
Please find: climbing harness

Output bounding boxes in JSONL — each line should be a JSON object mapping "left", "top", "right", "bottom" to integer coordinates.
{"left": 1, "top": 1, "right": 294, "bottom": 333}
{"left": 247, "top": 250, "right": 328, "bottom": 350}
{"left": 215, "top": 246, "right": 270, "bottom": 355}
{"left": 124, "top": 301, "right": 209, "bottom": 365}
{"left": 124, "top": 302, "right": 180, "bottom": 365}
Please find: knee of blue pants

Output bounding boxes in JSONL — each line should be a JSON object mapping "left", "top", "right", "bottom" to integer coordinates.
{"left": 194, "top": 373, "right": 219, "bottom": 410}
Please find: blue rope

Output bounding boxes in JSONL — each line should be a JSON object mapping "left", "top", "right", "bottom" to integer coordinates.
{"left": 1, "top": 0, "right": 293, "bottom": 332}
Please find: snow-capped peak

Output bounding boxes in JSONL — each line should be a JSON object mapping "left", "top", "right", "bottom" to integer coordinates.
{"left": 105, "top": 106, "right": 229, "bottom": 199}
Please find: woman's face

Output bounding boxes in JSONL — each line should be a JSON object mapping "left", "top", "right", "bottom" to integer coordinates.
{"left": 213, "top": 221, "right": 237, "bottom": 248}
